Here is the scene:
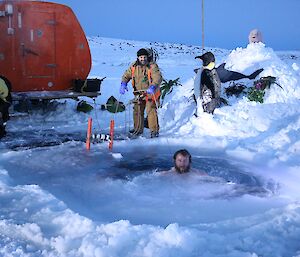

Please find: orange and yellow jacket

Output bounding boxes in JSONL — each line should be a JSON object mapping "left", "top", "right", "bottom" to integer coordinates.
{"left": 121, "top": 61, "right": 162, "bottom": 92}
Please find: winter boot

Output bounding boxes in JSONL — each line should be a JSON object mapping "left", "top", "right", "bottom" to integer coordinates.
{"left": 150, "top": 131, "right": 159, "bottom": 138}
{"left": 129, "top": 129, "right": 143, "bottom": 135}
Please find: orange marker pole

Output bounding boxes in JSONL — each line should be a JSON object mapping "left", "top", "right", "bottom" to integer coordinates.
{"left": 109, "top": 119, "right": 114, "bottom": 150}
{"left": 86, "top": 117, "right": 92, "bottom": 150}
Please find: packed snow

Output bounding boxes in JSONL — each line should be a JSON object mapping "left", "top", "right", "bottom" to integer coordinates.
{"left": 1, "top": 37, "right": 300, "bottom": 257}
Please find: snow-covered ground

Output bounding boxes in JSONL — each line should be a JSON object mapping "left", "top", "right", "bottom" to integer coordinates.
{"left": 1, "top": 37, "right": 300, "bottom": 256}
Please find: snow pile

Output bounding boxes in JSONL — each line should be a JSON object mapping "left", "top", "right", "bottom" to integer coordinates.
{"left": 226, "top": 43, "right": 300, "bottom": 103}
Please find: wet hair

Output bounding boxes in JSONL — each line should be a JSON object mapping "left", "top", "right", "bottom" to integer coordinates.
{"left": 173, "top": 149, "right": 192, "bottom": 163}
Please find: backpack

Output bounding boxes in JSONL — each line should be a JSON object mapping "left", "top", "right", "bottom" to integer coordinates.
{"left": 145, "top": 48, "right": 159, "bottom": 63}
{"left": 101, "top": 96, "right": 125, "bottom": 113}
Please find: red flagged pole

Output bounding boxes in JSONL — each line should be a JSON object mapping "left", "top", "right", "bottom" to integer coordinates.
{"left": 109, "top": 119, "right": 114, "bottom": 150}
{"left": 86, "top": 117, "right": 92, "bottom": 150}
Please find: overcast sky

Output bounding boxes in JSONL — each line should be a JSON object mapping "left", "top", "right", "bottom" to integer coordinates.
{"left": 54, "top": 0, "right": 300, "bottom": 51}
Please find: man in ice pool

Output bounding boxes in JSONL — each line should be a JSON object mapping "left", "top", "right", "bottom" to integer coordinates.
{"left": 171, "top": 149, "right": 207, "bottom": 175}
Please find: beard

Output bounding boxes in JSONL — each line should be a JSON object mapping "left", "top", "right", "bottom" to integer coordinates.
{"left": 137, "top": 59, "right": 148, "bottom": 66}
{"left": 174, "top": 163, "right": 191, "bottom": 174}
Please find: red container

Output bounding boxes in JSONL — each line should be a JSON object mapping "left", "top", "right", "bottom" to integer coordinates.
{"left": 0, "top": 0, "right": 91, "bottom": 93}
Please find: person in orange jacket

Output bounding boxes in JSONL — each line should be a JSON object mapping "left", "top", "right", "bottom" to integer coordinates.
{"left": 120, "top": 48, "right": 162, "bottom": 138}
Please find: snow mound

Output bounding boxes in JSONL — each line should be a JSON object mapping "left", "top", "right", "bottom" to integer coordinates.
{"left": 226, "top": 43, "right": 300, "bottom": 103}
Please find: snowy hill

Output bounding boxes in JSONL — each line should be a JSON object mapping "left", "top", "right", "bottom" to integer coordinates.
{"left": 1, "top": 37, "right": 300, "bottom": 256}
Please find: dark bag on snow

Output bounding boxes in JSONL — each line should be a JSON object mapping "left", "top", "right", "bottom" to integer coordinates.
{"left": 102, "top": 96, "right": 125, "bottom": 113}
{"left": 76, "top": 100, "right": 94, "bottom": 113}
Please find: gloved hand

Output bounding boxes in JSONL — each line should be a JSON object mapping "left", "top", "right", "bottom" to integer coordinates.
{"left": 146, "top": 85, "right": 156, "bottom": 94}
{"left": 119, "top": 82, "right": 128, "bottom": 95}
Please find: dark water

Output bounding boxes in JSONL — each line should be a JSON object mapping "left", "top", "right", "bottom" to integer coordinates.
{"left": 0, "top": 129, "right": 85, "bottom": 150}
{"left": 103, "top": 144, "right": 276, "bottom": 191}
{"left": 2, "top": 141, "right": 280, "bottom": 226}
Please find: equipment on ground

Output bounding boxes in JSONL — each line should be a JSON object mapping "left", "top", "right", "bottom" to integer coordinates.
{"left": 101, "top": 96, "right": 126, "bottom": 113}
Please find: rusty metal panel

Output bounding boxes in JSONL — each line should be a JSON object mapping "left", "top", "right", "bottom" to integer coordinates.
{"left": 0, "top": 1, "right": 91, "bottom": 92}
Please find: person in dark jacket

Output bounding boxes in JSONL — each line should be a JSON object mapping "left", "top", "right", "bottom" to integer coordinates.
{"left": 0, "top": 76, "right": 12, "bottom": 138}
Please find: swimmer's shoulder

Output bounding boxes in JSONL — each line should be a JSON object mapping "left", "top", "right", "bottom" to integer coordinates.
{"left": 190, "top": 168, "right": 208, "bottom": 176}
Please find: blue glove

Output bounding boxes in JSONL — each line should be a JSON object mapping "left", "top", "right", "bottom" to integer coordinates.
{"left": 119, "top": 82, "right": 128, "bottom": 95}
{"left": 146, "top": 85, "right": 156, "bottom": 94}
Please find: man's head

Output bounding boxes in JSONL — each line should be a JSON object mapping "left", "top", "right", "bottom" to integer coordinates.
{"left": 137, "top": 48, "right": 149, "bottom": 65}
{"left": 173, "top": 149, "right": 192, "bottom": 173}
